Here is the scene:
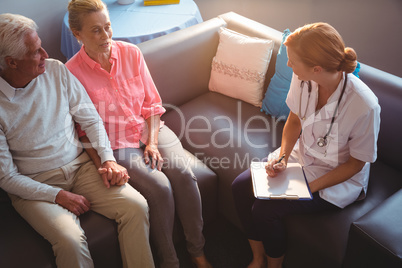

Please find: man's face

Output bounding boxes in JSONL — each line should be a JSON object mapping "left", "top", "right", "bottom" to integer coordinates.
{"left": 14, "top": 31, "right": 49, "bottom": 82}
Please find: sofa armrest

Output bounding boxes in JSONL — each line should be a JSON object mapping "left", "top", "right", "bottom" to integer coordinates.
{"left": 343, "top": 188, "right": 402, "bottom": 267}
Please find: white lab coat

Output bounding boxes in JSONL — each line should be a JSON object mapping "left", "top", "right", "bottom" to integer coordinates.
{"left": 285, "top": 72, "right": 380, "bottom": 208}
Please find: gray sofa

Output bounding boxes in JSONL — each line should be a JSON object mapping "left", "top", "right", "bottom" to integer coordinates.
{"left": 1, "top": 12, "right": 401, "bottom": 268}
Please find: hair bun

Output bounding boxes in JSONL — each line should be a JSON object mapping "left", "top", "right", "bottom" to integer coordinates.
{"left": 338, "top": 47, "right": 357, "bottom": 73}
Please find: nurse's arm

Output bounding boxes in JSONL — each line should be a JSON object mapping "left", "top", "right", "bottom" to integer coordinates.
{"left": 308, "top": 156, "right": 366, "bottom": 193}
{"left": 267, "top": 111, "right": 301, "bottom": 176}
{"left": 278, "top": 111, "right": 301, "bottom": 162}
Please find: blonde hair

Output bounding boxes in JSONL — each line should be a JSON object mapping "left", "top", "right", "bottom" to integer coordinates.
{"left": 68, "top": 0, "right": 107, "bottom": 33}
{"left": 284, "top": 22, "right": 357, "bottom": 73}
{"left": 0, "top": 13, "right": 38, "bottom": 71}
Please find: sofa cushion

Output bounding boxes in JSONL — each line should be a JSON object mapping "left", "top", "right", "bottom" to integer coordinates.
{"left": 162, "top": 91, "right": 285, "bottom": 227}
{"left": 343, "top": 189, "right": 402, "bottom": 268}
{"left": 261, "top": 29, "right": 292, "bottom": 121}
{"left": 209, "top": 27, "right": 274, "bottom": 107}
{"left": 283, "top": 160, "right": 402, "bottom": 268}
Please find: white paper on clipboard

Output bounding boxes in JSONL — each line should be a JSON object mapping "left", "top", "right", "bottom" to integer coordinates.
{"left": 250, "top": 162, "right": 312, "bottom": 200}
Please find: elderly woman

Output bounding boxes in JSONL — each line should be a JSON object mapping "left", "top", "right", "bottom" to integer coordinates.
{"left": 65, "top": 1, "right": 211, "bottom": 267}
{"left": 232, "top": 22, "right": 380, "bottom": 268}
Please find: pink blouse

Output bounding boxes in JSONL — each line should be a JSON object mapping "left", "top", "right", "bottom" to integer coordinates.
{"left": 66, "top": 41, "right": 165, "bottom": 150}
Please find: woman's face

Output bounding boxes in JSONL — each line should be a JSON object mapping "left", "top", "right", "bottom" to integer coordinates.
{"left": 74, "top": 9, "right": 113, "bottom": 57}
{"left": 286, "top": 46, "right": 313, "bottom": 81}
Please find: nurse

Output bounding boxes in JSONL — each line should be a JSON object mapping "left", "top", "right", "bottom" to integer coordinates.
{"left": 232, "top": 22, "right": 380, "bottom": 268}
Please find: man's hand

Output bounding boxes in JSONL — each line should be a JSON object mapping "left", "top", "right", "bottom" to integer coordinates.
{"left": 98, "top": 161, "right": 130, "bottom": 188}
{"left": 55, "top": 190, "right": 90, "bottom": 216}
{"left": 143, "top": 143, "right": 164, "bottom": 171}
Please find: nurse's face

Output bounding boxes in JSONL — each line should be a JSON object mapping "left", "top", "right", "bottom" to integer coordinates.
{"left": 287, "top": 47, "right": 313, "bottom": 81}
{"left": 74, "top": 9, "right": 113, "bottom": 58}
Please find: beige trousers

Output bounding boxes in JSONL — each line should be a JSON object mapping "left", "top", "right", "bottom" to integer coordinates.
{"left": 9, "top": 152, "right": 154, "bottom": 268}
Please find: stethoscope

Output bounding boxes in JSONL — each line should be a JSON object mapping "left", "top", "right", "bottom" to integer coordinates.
{"left": 299, "top": 73, "right": 348, "bottom": 148}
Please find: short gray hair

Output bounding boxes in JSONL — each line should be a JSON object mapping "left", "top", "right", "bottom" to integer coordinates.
{"left": 0, "top": 13, "right": 38, "bottom": 71}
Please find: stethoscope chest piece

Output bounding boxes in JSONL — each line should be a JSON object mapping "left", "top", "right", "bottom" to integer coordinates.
{"left": 303, "top": 73, "right": 348, "bottom": 150}
{"left": 317, "top": 137, "right": 328, "bottom": 147}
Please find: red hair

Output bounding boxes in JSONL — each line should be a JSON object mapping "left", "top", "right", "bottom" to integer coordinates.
{"left": 284, "top": 22, "right": 357, "bottom": 73}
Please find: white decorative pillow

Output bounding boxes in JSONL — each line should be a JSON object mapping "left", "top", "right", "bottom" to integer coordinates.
{"left": 209, "top": 27, "right": 274, "bottom": 107}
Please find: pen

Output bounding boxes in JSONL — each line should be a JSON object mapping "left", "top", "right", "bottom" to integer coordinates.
{"left": 277, "top": 153, "right": 285, "bottom": 164}
{"left": 273, "top": 153, "right": 285, "bottom": 170}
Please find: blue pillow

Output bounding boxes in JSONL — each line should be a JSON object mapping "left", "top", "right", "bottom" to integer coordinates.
{"left": 353, "top": 62, "right": 361, "bottom": 78}
{"left": 261, "top": 29, "right": 292, "bottom": 121}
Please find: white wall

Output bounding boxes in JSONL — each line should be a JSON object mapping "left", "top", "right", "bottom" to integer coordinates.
{"left": 195, "top": 0, "right": 402, "bottom": 77}
{"left": 0, "top": 0, "right": 70, "bottom": 62}
{"left": 1, "top": 0, "right": 401, "bottom": 77}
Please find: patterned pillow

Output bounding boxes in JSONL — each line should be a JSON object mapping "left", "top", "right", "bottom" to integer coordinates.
{"left": 209, "top": 28, "right": 274, "bottom": 107}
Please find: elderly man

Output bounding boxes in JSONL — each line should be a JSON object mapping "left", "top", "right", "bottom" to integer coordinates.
{"left": 0, "top": 13, "right": 154, "bottom": 268}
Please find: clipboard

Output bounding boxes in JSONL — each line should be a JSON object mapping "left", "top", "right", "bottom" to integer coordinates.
{"left": 250, "top": 161, "right": 312, "bottom": 200}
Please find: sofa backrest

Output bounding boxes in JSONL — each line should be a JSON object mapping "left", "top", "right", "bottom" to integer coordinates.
{"left": 138, "top": 12, "right": 402, "bottom": 173}
{"left": 137, "top": 18, "right": 225, "bottom": 109}
{"left": 138, "top": 12, "right": 283, "bottom": 110}
{"left": 359, "top": 64, "right": 402, "bottom": 172}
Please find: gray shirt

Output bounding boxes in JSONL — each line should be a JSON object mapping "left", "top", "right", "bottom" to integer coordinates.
{"left": 0, "top": 59, "right": 115, "bottom": 203}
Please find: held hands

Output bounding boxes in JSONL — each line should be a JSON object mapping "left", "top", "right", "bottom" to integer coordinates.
{"left": 143, "top": 143, "right": 164, "bottom": 171}
{"left": 265, "top": 154, "right": 287, "bottom": 177}
{"left": 98, "top": 161, "right": 130, "bottom": 188}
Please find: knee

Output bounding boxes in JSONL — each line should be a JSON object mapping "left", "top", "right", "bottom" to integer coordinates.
{"left": 151, "top": 181, "right": 173, "bottom": 201}
{"left": 232, "top": 171, "right": 251, "bottom": 198}
{"left": 132, "top": 174, "right": 174, "bottom": 203}
{"left": 252, "top": 200, "right": 280, "bottom": 223}
{"left": 128, "top": 194, "right": 149, "bottom": 216}
{"left": 231, "top": 177, "right": 241, "bottom": 194}
{"left": 52, "top": 227, "right": 88, "bottom": 254}
{"left": 119, "top": 192, "right": 150, "bottom": 224}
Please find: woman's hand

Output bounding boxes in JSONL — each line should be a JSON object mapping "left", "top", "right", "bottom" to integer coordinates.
{"left": 144, "top": 143, "right": 164, "bottom": 171}
{"left": 265, "top": 155, "right": 287, "bottom": 177}
{"left": 98, "top": 161, "right": 130, "bottom": 188}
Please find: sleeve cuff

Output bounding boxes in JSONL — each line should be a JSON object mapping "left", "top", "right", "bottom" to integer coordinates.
{"left": 142, "top": 105, "right": 166, "bottom": 120}
{"left": 50, "top": 187, "right": 62, "bottom": 203}
{"left": 100, "top": 151, "right": 116, "bottom": 164}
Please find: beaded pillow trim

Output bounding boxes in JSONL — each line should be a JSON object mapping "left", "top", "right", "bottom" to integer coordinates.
{"left": 211, "top": 57, "right": 265, "bottom": 84}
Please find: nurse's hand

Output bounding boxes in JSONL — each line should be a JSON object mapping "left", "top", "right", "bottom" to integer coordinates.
{"left": 265, "top": 156, "right": 287, "bottom": 177}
